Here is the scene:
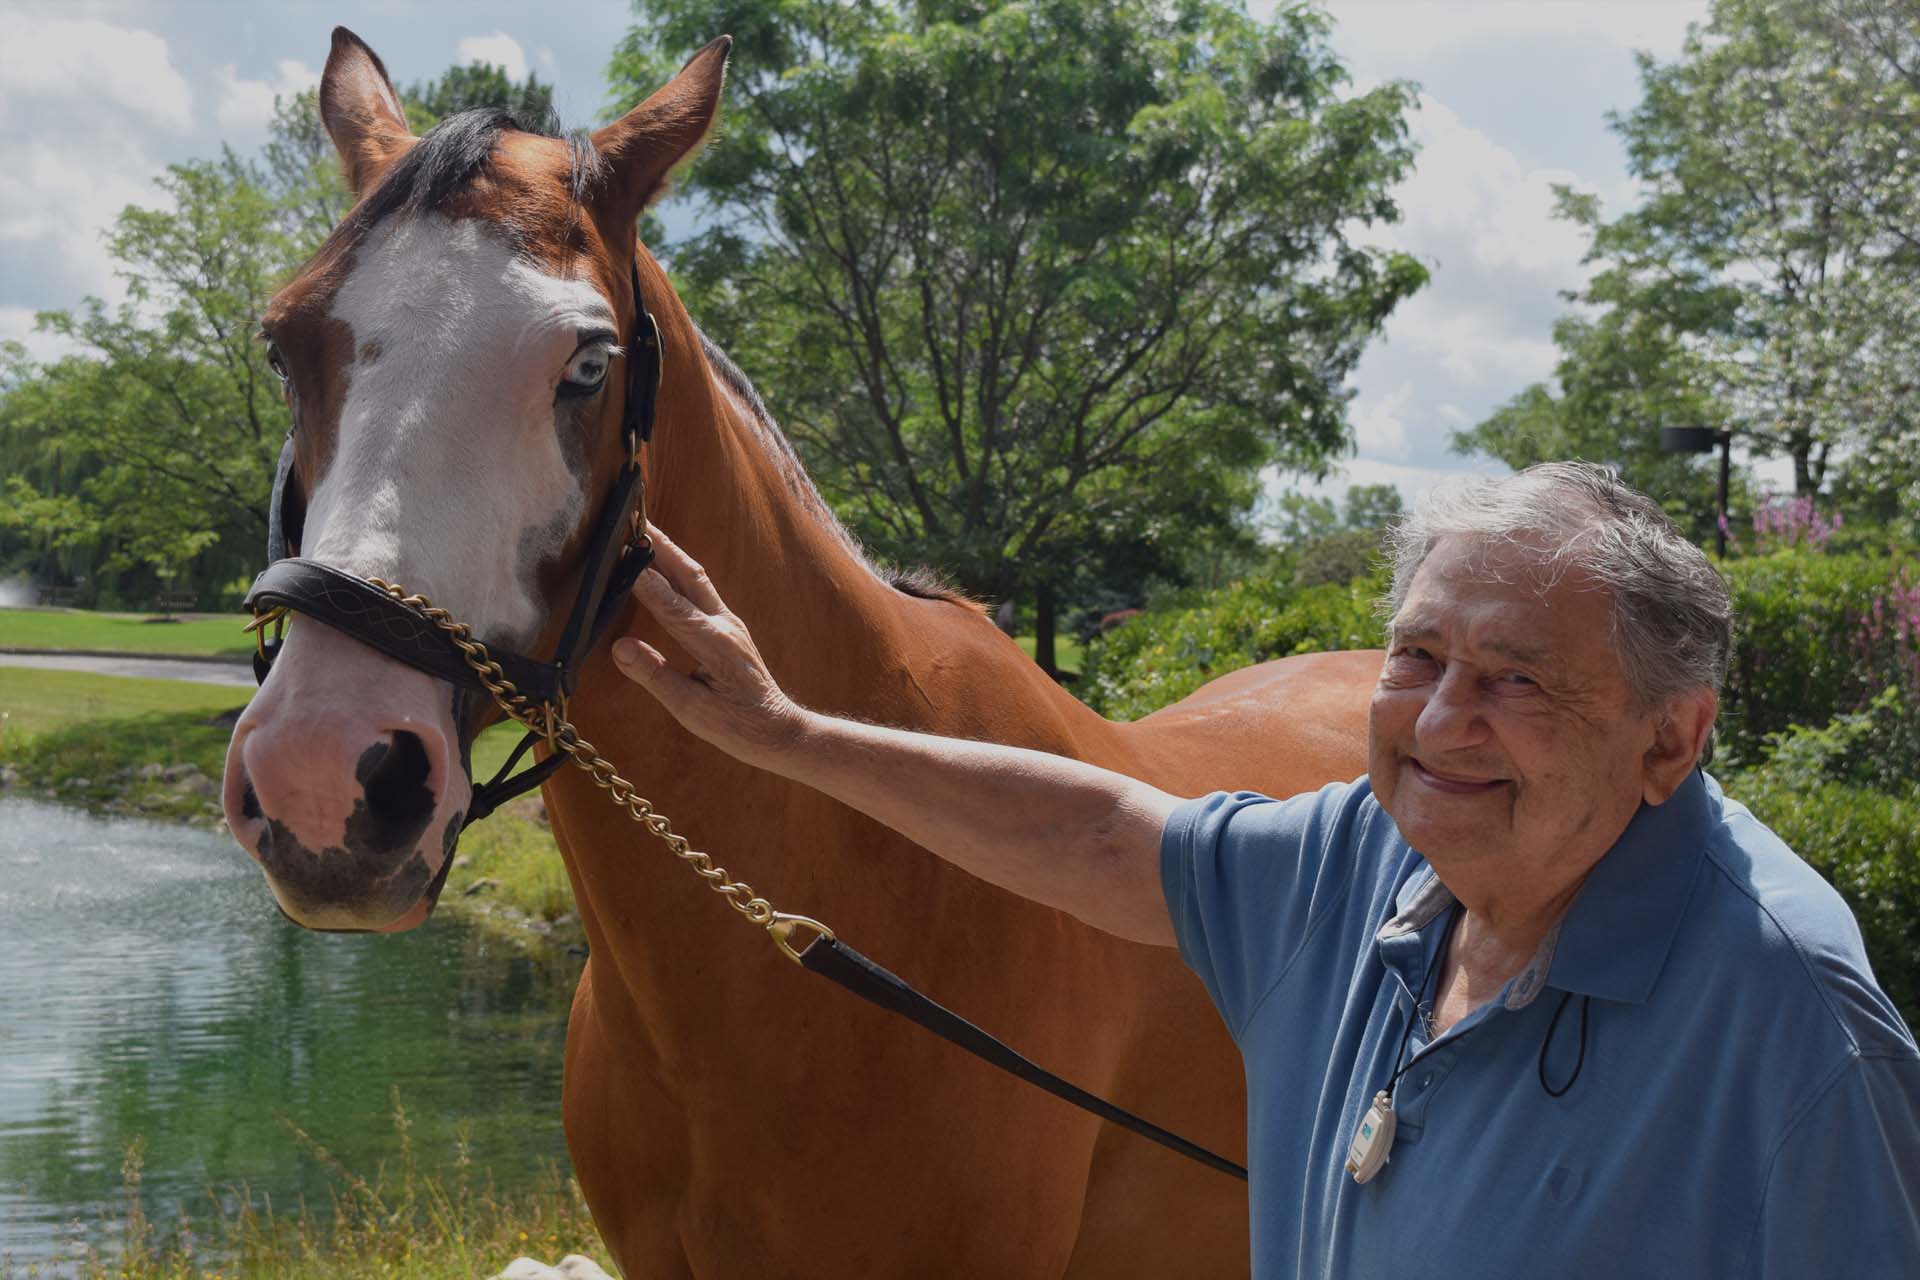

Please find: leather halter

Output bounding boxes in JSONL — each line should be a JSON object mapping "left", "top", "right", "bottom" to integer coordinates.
{"left": 242, "top": 262, "right": 662, "bottom": 829}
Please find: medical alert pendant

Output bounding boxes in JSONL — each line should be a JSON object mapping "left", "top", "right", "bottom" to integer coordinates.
{"left": 1346, "top": 1090, "right": 1396, "bottom": 1184}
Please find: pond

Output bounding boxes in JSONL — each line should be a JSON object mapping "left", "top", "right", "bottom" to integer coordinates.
{"left": 0, "top": 797, "right": 580, "bottom": 1260}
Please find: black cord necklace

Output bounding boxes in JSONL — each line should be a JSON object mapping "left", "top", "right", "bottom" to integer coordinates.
{"left": 1538, "top": 990, "right": 1592, "bottom": 1098}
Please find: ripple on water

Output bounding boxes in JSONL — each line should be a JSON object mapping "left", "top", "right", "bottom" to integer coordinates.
{"left": 0, "top": 797, "right": 580, "bottom": 1261}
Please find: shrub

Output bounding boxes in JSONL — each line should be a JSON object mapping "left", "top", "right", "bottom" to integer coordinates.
{"left": 1729, "top": 723, "right": 1920, "bottom": 1029}
{"left": 1717, "top": 549, "right": 1906, "bottom": 765}
{"left": 1083, "top": 568, "right": 1386, "bottom": 720}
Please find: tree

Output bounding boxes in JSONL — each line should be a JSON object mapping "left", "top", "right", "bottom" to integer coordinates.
{"left": 1458, "top": 0, "right": 1920, "bottom": 529}
{"left": 405, "top": 62, "right": 556, "bottom": 132}
{"left": 0, "top": 154, "right": 301, "bottom": 603}
{"left": 609, "top": 0, "right": 1427, "bottom": 671}
{"left": 0, "top": 59, "right": 560, "bottom": 606}
{"left": 1466, "top": 0, "right": 1920, "bottom": 525}
{"left": 1340, "top": 483, "right": 1402, "bottom": 532}
{"left": 1452, "top": 301, "right": 1726, "bottom": 525}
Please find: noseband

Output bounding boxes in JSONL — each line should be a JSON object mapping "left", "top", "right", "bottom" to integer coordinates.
{"left": 241, "top": 263, "right": 662, "bottom": 828}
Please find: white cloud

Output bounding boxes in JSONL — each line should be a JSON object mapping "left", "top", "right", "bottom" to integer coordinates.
{"left": 455, "top": 32, "right": 530, "bottom": 82}
{"left": 0, "top": 139, "right": 166, "bottom": 303}
{"left": 1382, "top": 95, "right": 1596, "bottom": 279}
{"left": 215, "top": 59, "right": 320, "bottom": 134}
{"left": 1352, "top": 383, "right": 1414, "bottom": 460}
{"left": 1319, "top": 1, "right": 1701, "bottom": 71}
{"left": 0, "top": 14, "right": 192, "bottom": 132}
{"left": 537, "top": 47, "right": 558, "bottom": 74}
{"left": 1265, "top": 454, "right": 1508, "bottom": 515}
{"left": 1383, "top": 290, "right": 1561, "bottom": 386}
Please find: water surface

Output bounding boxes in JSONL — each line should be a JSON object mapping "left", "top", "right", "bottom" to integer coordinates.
{"left": 0, "top": 798, "right": 580, "bottom": 1258}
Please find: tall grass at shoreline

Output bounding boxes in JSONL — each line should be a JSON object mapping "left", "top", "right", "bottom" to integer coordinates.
{"left": 0, "top": 1094, "right": 611, "bottom": 1280}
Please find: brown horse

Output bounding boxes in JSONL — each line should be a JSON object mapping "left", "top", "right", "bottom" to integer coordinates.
{"left": 221, "top": 27, "right": 1380, "bottom": 1278}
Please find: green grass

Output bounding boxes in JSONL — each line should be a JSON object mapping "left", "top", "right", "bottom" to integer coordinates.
{"left": 1012, "top": 633, "right": 1084, "bottom": 675}
{"left": 0, "top": 607, "right": 255, "bottom": 658}
{"left": 0, "top": 668, "right": 245, "bottom": 746}
{"left": 0, "top": 1096, "right": 612, "bottom": 1280}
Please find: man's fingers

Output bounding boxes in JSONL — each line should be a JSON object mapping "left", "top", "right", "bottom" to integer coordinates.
{"left": 612, "top": 636, "right": 703, "bottom": 708}
{"left": 611, "top": 636, "right": 663, "bottom": 677}
{"left": 630, "top": 570, "right": 739, "bottom": 666}
{"left": 644, "top": 522, "right": 725, "bottom": 614}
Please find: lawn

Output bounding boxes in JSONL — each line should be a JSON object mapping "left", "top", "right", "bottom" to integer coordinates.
{"left": 0, "top": 667, "right": 246, "bottom": 742}
{"left": 1012, "top": 633, "right": 1085, "bottom": 675}
{"left": 0, "top": 607, "right": 255, "bottom": 658}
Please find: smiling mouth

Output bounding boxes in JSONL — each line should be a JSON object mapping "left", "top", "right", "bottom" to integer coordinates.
{"left": 1409, "top": 759, "right": 1510, "bottom": 794}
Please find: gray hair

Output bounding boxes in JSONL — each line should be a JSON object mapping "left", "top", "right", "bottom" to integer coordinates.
{"left": 1381, "top": 462, "right": 1732, "bottom": 713}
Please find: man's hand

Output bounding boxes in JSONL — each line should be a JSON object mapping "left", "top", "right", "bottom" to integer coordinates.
{"left": 611, "top": 523, "right": 807, "bottom": 768}
{"left": 610, "top": 522, "right": 1181, "bottom": 946}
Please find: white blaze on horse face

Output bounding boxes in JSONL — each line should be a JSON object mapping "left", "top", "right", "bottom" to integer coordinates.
{"left": 305, "top": 212, "right": 616, "bottom": 644}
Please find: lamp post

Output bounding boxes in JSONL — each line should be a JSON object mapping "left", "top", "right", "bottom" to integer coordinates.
{"left": 1660, "top": 426, "right": 1734, "bottom": 557}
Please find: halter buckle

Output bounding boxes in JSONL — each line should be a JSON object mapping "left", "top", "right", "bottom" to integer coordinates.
{"left": 244, "top": 606, "right": 288, "bottom": 661}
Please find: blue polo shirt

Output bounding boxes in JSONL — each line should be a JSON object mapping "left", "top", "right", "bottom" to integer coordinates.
{"left": 1161, "top": 771, "right": 1920, "bottom": 1278}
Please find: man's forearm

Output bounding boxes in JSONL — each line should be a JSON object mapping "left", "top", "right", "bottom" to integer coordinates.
{"left": 753, "top": 709, "right": 1181, "bottom": 947}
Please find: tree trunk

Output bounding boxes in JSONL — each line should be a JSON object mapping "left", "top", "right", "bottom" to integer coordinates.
{"left": 1035, "top": 579, "right": 1058, "bottom": 678}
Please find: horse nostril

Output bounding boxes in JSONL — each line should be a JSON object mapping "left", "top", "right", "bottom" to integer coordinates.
{"left": 353, "top": 730, "right": 436, "bottom": 851}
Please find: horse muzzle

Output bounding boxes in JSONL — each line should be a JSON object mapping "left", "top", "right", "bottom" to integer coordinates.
{"left": 222, "top": 616, "right": 471, "bottom": 932}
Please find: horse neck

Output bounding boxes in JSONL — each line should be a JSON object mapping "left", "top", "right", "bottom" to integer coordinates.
{"left": 589, "top": 311, "right": 1097, "bottom": 743}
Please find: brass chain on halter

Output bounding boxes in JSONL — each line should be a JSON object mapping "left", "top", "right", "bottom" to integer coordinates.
{"left": 361, "top": 569, "right": 836, "bottom": 965}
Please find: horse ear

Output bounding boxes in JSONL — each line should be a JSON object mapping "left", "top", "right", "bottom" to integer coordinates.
{"left": 590, "top": 36, "right": 732, "bottom": 224}
{"left": 319, "top": 27, "right": 414, "bottom": 198}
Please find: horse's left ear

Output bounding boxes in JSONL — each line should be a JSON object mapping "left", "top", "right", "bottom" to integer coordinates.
{"left": 319, "top": 27, "right": 414, "bottom": 198}
{"left": 591, "top": 35, "right": 732, "bottom": 224}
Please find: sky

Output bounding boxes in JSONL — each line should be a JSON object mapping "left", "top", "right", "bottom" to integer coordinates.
{"left": 0, "top": 0, "right": 1721, "bottom": 508}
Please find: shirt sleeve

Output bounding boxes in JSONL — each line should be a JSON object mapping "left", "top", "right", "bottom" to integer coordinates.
{"left": 1747, "top": 1052, "right": 1920, "bottom": 1278}
{"left": 1159, "top": 781, "right": 1370, "bottom": 1040}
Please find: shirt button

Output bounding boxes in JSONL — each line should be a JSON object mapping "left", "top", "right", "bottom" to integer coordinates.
{"left": 1420, "top": 1073, "right": 1433, "bottom": 1088}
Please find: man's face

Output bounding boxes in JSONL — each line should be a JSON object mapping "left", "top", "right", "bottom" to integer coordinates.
{"left": 1368, "top": 534, "right": 1664, "bottom": 880}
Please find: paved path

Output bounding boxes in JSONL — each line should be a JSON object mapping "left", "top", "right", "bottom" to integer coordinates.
{"left": 0, "top": 652, "right": 255, "bottom": 688}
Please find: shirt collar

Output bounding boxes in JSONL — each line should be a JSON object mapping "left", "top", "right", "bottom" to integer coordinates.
{"left": 1545, "top": 769, "right": 1716, "bottom": 1005}
{"left": 1376, "top": 770, "right": 1716, "bottom": 1008}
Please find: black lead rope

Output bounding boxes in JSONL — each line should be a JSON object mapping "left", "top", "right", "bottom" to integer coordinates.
{"left": 797, "top": 935, "right": 1250, "bottom": 1181}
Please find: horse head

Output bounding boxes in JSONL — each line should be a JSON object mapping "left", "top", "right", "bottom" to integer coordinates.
{"left": 222, "top": 27, "right": 729, "bottom": 932}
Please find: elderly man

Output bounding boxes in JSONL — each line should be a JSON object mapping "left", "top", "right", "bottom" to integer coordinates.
{"left": 612, "top": 462, "right": 1920, "bottom": 1276}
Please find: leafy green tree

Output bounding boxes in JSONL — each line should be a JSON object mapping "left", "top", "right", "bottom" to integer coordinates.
{"left": 1458, "top": 0, "right": 1920, "bottom": 525}
{"left": 0, "top": 155, "right": 299, "bottom": 604}
{"left": 0, "top": 59, "right": 561, "bottom": 607}
{"left": 405, "top": 62, "right": 556, "bottom": 132}
{"left": 609, "top": 0, "right": 1427, "bottom": 671}
{"left": 1340, "top": 483, "right": 1402, "bottom": 532}
{"left": 1452, "top": 302, "right": 1726, "bottom": 525}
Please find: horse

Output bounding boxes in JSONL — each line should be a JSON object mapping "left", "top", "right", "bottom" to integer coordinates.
{"left": 221, "top": 27, "right": 1382, "bottom": 1278}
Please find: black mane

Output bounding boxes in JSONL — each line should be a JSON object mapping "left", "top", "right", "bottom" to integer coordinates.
{"left": 322, "top": 107, "right": 596, "bottom": 255}
{"left": 696, "top": 331, "right": 974, "bottom": 608}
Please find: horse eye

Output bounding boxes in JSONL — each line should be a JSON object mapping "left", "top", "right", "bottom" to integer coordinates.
{"left": 266, "top": 342, "right": 289, "bottom": 382}
{"left": 561, "top": 346, "right": 611, "bottom": 392}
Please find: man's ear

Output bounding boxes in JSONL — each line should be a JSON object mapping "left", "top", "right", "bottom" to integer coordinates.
{"left": 1644, "top": 688, "right": 1718, "bottom": 804}
{"left": 319, "top": 27, "right": 414, "bottom": 198}
{"left": 589, "top": 36, "right": 731, "bottom": 228}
